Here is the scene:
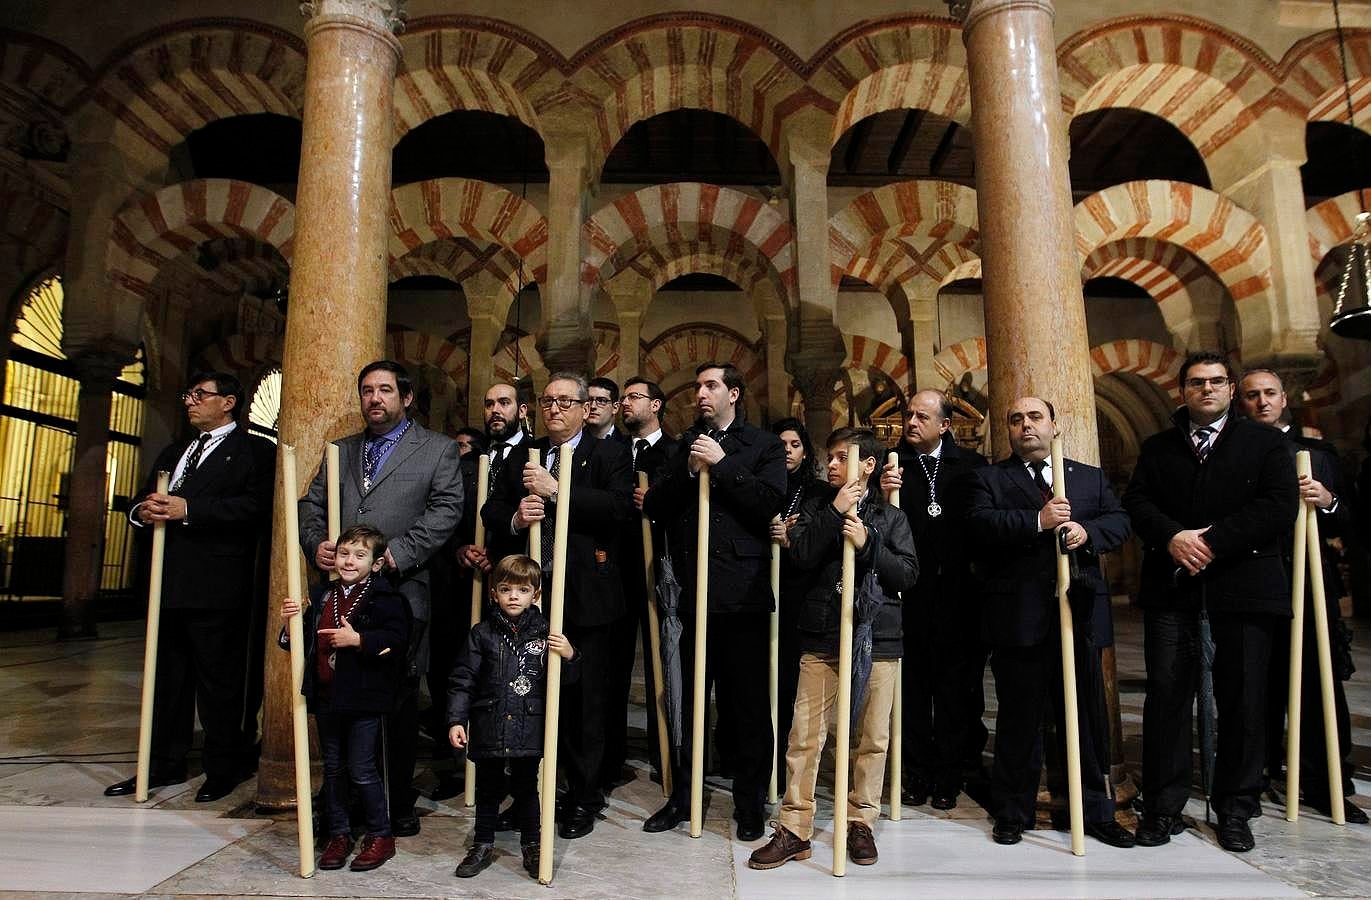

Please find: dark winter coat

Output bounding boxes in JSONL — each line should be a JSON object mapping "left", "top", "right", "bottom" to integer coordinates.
{"left": 786, "top": 488, "right": 918, "bottom": 660}
{"left": 446, "top": 604, "right": 581, "bottom": 759}
{"left": 277, "top": 573, "right": 411, "bottom": 715}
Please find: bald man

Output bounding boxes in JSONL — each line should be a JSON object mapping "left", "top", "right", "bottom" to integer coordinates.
{"left": 965, "top": 397, "right": 1133, "bottom": 849}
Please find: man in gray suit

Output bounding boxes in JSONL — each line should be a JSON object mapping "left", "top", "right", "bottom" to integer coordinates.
{"left": 300, "top": 359, "right": 463, "bottom": 836}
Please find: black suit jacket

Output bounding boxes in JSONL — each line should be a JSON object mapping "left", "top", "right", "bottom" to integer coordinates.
{"left": 643, "top": 418, "right": 786, "bottom": 615}
{"left": 133, "top": 426, "right": 276, "bottom": 610}
{"left": 624, "top": 433, "right": 680, "bottom": 593}
{"left": 1123, "top": 412, "right": 1298, "bottom": 616}
{"left": 965, "top": 456, "right": 1130, "bottom": 648}
{"left": 891, "top": 434, "right": 987, "bottom": 594}
{"left": 482, "top": 431, "right": 635, "bottom": 628}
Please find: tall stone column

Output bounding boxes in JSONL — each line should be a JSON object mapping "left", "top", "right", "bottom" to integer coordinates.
{"left": 786, "top": 144, "right": 845, "bottom": 444}
{"left": 57, "top": 351, "right": 129, "bottom": 639}
{"left": 606, "top": 271, "right": 652, "bottom": 382}
{"left": 960, "top": 0, "right": 1098, "bottom": 465}
{"left": 257, "top": 0, "right": 403, "bottom": 809}
{"left": 763, "top": 312, "right": 790, "bottom": 422}
{"left": 465, "top": 282, "right": 511, "bottom": 423}
{"left": 540, "top": 128, "right": 594, "bottom": 374}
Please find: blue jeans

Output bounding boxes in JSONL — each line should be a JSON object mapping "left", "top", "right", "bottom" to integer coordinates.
{"left": 318, "top": 712, "right": 390, "bottom": 837}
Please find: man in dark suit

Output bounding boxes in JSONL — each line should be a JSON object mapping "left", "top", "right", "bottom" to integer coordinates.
{"left": 879, "top": 389, "right": 987, "bottom": 809}
{"left": 299, "top": 360, "right": 464, "bottom": 836}
{"left": 965, "top": 396, "right": 1134, "bottom": 848}
{"left": 641, "top": 361, "right": 786, "bottom": 841}
{"left": 104, "top": 371, "right": 276, "bottom": 802}
{"left": 1124, "top": 350, "right": 1298, "bottom": 853}
{"left": 482, "top": 371, "right": 635, "bottom": 839}
{"left": 1238, "top": 369, "right": 1367, "bottom": 825}
{"left": 602, "top": 376, "right": 677, "bottom": 791}
{"left": 585, "top": 376, "right": 622, "bottom": 441}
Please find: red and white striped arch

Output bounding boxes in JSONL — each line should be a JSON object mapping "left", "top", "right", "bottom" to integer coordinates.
{"left": 844, "top": 334, "right": 909, "bottom": 390}
{"left": 89, "top": 22, "right": 306, "bottom": 166}
{"left": 394, "top": 20, "right": 566, "bottom": 141}
{"left": 1089, "top": 339, "right": 1183, "bottom": 402}
{"left": 808, "top": 18, "right": 971, "bottom": 143}
{"left": 1280, "top": 29, "right": 1371, "bottom": 125}
{"left": 582, "top": 183, "right": 797, "bottom": 305}
{"left": 1057, "top": 17, "right": 1280, "bottom": 191}
{"left": 387, "top": 328, "right": 470, "bottom": 388}
{"left": 829, "top": 180, "right": 980, "bottom": 292}
{"left": 388, "top": 237, "right": 527, "bottom": 296}
{"left": 1075, "top": 180, "right": 1273, "bottom": 345}
{"left": 592, "top": 322, "right": 621, "bottom": 378}
{"left": 1081, "top": 237, "right": 1208, "bottom": 341}
{"left": 0, "top": 30, "right": 90, "bottom": 112}
{"left": 931, "top": 336, "right": 986, "bottom": 384}
{"left": 389, "top": 178, "right": 548, "bottom": 285}
{"left": 628, "top": 243, "right": 770, "bottom": 295}
{"left": 0, "top": 193, "right": 68, "bottom": 272}
{"left": 491, "top": 334, "right": 543, "bottom": 384}
{"left": 1306, "top": 189, "right": 1371, "bottom": 264}
{"left": 194, "top": 331, "right": 284, "bottom": 378}
{"left": 567, "top": 17, "right": 808, "bottom": 176}
{"left": 107, "top": 179, "right": 295, "bottom": 301}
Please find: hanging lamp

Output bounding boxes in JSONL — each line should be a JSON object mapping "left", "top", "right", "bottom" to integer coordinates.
{"left": 1327, "top": 0, "right": 1371, "bottom": 340}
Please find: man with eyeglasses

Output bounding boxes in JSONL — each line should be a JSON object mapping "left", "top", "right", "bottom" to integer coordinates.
{"left": 1237, "top": 369, "right": 1366, "bottom": 825}
{"left": 602, "top": 376, "right": 678, "bottom": 792}
{"left": 585, "top": 377, "right": 622, "bottom": 441}
{"left": 105, "top": 372, "right": 275, "bottom": 803}
{"left": 1124, "top": 349, "right": 1298, "bottom": 853}
{"left": 642, "top": 361, "right": 787, "bottom": 841}
{"left": 299, "top": 360, "right": 464, "bottom": 837}
{"left": 483, "top": 372, "right": 634, "bottom": 839}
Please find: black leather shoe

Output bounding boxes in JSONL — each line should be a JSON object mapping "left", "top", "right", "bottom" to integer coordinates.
{"left": 736, "top": 817, "right": 765, "bottom": 842}
{"left": 194, "top": 776, "right": 243, "bottom": 803}
{"left": 930, "top": 793, "right": 957, "bottom": 811}
{"left": 643, "top": 799, "right": 687, "bottom": 833}
{"left": 104, "top": 771, "right": 186, "bottom": 797}
{"left": 558, "top": 805, "right": 596, "bottom": 839}
{"left": 454, "top": 842, "right": 494, "bottom": 878}
{"left": 430, "top": 773, "right": 464, "bottom": 802}
{"left": 1309, "top": 796, "right": 1370, "bottom": 825}
{"left": 902, "top": 780, "right": 931, "bottom": 807}
{"left": 1085, "top": 820, "right": 1136, "bottom": 848}
{"left": 1134, "top": 813, "right": 1185, "bottom": 847}
{"left": 392, "top": 814, "right": 421, "bottom": 837}
{"left": 1216, "top": 815, "right": 1254, "bottom": 852}
{"left": 992, "top": 819, "right": 1024, "bottom": 845}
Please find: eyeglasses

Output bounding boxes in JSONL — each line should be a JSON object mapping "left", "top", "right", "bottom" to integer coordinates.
{"left": 586, "top": 396, "right": 616, "bottom": 407}
{"left": 538, "top": 397, "right": 584, "bottom": 410}
{"left": 1183, "top": 376, "right": 1230, "bottom": 390}
{"left": 622, "top": 392, "right": 651, "bottom": 402}
{"left": 180, "top": 389, "right": 225, "bottom": 404}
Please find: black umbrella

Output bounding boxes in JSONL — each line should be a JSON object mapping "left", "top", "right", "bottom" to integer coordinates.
{"left": 656, "top": 546, "right": 685, "bottom": 748}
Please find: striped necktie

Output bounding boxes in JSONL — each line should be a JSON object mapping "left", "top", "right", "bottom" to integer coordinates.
{"left": 1193, "top": 426, "right": 1213, "bottom": 462}
{"left": 170, "top": 433, "right": 211, "bottom": 493}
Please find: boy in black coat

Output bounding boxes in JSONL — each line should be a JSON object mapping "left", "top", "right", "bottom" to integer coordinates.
{"left": 448, "top": 554, "right": 578, "bottom": 880}
{"left": 749, "top": 428, "right": 918, "bottom": 871}
{"left": 280, "top": 524, "right": 410, "bottom": 873}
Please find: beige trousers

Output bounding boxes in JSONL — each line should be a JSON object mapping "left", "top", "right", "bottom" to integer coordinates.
{"left": 777, "top": 653, "right": 897, "bottom": 840}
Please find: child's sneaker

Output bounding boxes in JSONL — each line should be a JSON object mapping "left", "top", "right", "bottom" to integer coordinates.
{"left": 455, "top": 842, "right": 495, "bottom": 878}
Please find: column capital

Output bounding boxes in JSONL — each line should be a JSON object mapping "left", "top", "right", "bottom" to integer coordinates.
{"left": 604, "top": 270, "right": 654, "bottom": 315}
{"left": 300, "top": 0, "right": 408, "bottom": 34}
{"left": 961, "top": 0, "right": 1055, "bottom": 34}
{"left": 69, "top": 345, "right": 135, "bottom": 385}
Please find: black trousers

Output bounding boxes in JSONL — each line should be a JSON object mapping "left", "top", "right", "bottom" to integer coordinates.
{"left": 989, "top": 637, "right": 1113, "bottom": 825}
{"left": 903, "top": 585, "right": 988, "bottom": 795}
{"left": 426, "top": 571, "right": 473, "bottom": 759}
{"left": 150, "top": 606, "right": 251, "bottom": 779}
{"left": 1264, "top": 596, "right": 1354, "bottom": 801}
{"left": 386, "top": 675, "right": 421, "bottom": 819}
{"left": 600, "top": 601, "right": 639, "bottom": 788}
{"left": 776, "top": 603, "right": 801, "bottom": 792}
{"left": 474, "top": 756, "right": 540, "bottom": 844}
{"left": 562, "top": 621, "right": 612, "bottom": 808}
{"left": 669, "top": 609, "right": 773, "bottom": 821}
{"left": 1142, "top": 608, "right": 1278, "bottom": 819}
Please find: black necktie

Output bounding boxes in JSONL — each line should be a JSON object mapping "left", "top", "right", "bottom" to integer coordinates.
{"left": 1193, "top": 426, "right": 1213, "bottom": 462}
{"left": 634, "top": 438, "right": 649, "bottom": 468}
{"left": 171, "top": 433, "right": 210, "bottom": 493}
{"left": 487, "top": 440, "right": 508, "bottom": 497}
{"left": 1029, "top": 459, "right": 1051, "bottom": 499}
{"left": 540, "top": 447, "right": 561, "bottom": 570}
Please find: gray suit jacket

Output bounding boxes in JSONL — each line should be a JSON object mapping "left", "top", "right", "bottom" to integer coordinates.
{"left": 299, "top": 419, "right": 464, "bottom": 674}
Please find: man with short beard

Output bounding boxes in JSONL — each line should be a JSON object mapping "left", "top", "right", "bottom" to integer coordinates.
{"left": 457, "top": 383, "right": 529, "bottom": 574}
{"left": 642, "top": 362, "right": 786, "bottom": 841}
{"left": 1237, "top": 369, "right": 1366, "bottom": 825}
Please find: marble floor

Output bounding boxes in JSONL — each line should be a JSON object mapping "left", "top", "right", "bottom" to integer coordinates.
{"left": 2, "top": 604, "right": 1370, "bottom": 898}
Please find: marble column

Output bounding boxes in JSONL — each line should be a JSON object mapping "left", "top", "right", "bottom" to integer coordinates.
{"left": 57, "top": 351, "right": 129, "bottom": 640}
{"left": 539, "top": 128, "right": 594, "bottom": 374}
{"left": 1225, "top": 111, "right": 1322, "bottom": 382}
{"left": 786, "top": 144, "right": 845, "bottom": 444}
{"left": 257, "top": 0, "right": 403, "bottom": 809}
{"left": 605, "top": 271, "right": 652, "bottom": 382}
{"left": 764, "top": 312, "right": 789, "bottom": 423}
{"left": 960, "top": 0, "right": 1098, "bottom": 465}
{"left": 464, "top": 282, "right": 511, "bottom": 423}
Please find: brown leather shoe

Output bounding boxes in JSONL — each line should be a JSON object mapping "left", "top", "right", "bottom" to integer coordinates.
{"left": 349, "top": 834, "right": 395, "bottom": 871}
{"left": 747, "top": 825, "right": 812, "bottom": 870}
{"left": 847, "top": 821, "right": 878, "bottom": 865}
{"left": 317, "top": 834, "right": 353, "bottom": 870}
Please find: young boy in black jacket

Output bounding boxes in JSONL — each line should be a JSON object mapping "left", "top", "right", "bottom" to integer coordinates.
{"left": 749, "top": 428, "right": 918, "bottom": 871}
{"left": 280, "top": 524, "right": 410, "bottom": 873}
{"left": 448, "top": 554, "right": 578, "bottom": 879}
